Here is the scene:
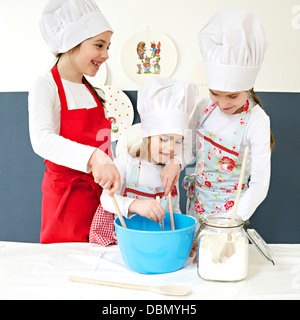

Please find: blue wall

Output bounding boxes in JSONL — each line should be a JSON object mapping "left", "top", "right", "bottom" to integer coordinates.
{"left": 0, "top": 91, "right": 299, "bottom": 243}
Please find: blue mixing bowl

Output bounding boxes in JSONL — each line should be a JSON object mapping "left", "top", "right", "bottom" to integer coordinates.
{"left": 114, "top": 212, "right": 196, "bottom": 274}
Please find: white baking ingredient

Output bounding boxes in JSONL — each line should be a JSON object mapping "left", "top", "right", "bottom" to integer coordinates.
{"left": 198, "top": 232, "right": 248, "bottom": 281}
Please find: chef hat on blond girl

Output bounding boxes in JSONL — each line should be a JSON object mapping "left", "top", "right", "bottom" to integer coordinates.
{"left": 137, "top": 76, "right": 199, "bottom": 138}
{"left": 40, "top": 0, "right": 113, "bottom": 56}
{"left": 198, "top": 7, "right": 267, "bottom": 92}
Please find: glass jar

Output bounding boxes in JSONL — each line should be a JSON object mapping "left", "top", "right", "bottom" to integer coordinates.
{"left": 197, "top": 214, "right": 249, "bottom": 282}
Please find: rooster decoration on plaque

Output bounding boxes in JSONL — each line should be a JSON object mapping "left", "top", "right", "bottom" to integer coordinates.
{"left": 136, "top": 41, "right": 161, "bottom": 75}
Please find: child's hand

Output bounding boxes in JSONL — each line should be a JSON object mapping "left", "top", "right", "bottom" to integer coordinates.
{"left": 129, "top": 199, "right": 165, "bottom": 223}
{"left": 160, "top": 162, "right": 181, "bottom": 196}
{"left": 88, "top": 149, "right": 121, "bottom": 195}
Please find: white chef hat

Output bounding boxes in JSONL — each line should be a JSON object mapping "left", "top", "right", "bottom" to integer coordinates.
{"left": 198, "top": 7, "right": 267, "bottom": 92}
{"left": 137, "top": 76, "right": 198, "bottom": 138}
{"left": 40, "top": 0, "right": 113, "bottom": 56}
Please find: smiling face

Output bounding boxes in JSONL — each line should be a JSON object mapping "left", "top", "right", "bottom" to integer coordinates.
{"left": 75, "top": 31, "right": 112, "bottom": 76}
{"left": 209, "top": 89, "right": 249, "bottom": 115}
{"left": 59, "top": 31, "right": 112, "bottom": 83}
{"left": 148, "top": 134, "right": 184, "bottom": 165}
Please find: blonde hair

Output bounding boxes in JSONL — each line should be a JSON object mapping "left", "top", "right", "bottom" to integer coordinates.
{"left": 128, "top": 137, "right": 151, "bottom": 161}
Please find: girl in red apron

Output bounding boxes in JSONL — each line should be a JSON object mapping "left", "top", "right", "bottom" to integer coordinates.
{"left": 184, "top": 8, "right": 274, "bottom": 232}
{"left": 89, "top": 77, "right": 199, "bottom": 245}
{"left": 29, "top": 0, "right": 120, "bottom": 243}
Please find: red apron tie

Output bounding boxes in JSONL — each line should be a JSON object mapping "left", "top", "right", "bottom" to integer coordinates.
{"left": 54, "top": 174, "right": 101, "bottom": 220}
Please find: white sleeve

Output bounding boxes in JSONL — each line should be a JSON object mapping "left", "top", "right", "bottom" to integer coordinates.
{"left": 100, "top": 153, "right": 135, "bottom": 218}
{"left": 28, "top": 75, "right": 97, "bottom": 173}
{"left": 180, "top": 98, "right": 209, "bottom": 167}
{"left": 236, "top": 108, "right": 271, "bottom": 221}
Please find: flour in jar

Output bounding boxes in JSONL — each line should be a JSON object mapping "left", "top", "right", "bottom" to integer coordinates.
{"left": 198, "top": 232, "right": 249, "bottom": 282}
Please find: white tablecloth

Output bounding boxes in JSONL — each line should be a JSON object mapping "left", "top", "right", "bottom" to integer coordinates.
{"left": 0, "top": 242, "right": 299, "bottom": 300}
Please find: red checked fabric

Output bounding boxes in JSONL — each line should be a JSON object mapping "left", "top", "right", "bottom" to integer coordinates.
{"left": 89, "top": 205, "right": 117, "bottom": 246}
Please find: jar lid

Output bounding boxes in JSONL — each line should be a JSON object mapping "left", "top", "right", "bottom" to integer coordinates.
{"left": 202, "top": 214, "right": 244, "bottom": 229}
{"left": 245, "top": 229, "right": 275, "bottom": 265}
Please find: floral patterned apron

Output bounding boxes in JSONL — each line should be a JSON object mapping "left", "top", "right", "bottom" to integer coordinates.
{"left": 183, "top": 99, "right": 253, "bottom": 223}
{"left": 89, "top": 157, "right": 178, "bottom": 245}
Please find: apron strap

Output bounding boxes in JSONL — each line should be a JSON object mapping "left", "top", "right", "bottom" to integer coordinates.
{"left": 51, "top": 65, "right": 68, "bottom": 117}
{"left": 82, "top": 76, "right": 106, "bottom": 117}
{"left": 51, "top": 66, "right": 106, "bottom": 118}
{"left": 126, "top": 159, "right": 142, "bottom": 185}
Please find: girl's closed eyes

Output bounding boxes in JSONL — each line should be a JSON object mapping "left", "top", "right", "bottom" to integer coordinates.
{"left": 160, "top": 135, "right": 184, "bottom": 145}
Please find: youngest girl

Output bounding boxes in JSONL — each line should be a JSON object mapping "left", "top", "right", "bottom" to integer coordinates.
{"left": 90, "top": 76, "right": 198, "bottom": 245}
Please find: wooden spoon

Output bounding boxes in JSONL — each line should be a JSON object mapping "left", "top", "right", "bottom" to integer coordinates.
{"left": 70, "top": 276, "right": 190, "bottom": 296}
{"left": 168, "top": 192, "right": 175, "bottom": 230}
{"left": 156, "top": 196, "right": 164, "bottom": 231}
{"left": 110, "top": 194, "right": 127, "bottom": 228}
{"left": 218, "top": 146, "right": 249, "bottom": 263}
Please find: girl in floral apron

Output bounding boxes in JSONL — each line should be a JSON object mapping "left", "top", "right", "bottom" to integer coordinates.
{"left": 89, "top": 77, "right": 198, "bottom": 245}
{"left": 183, "top": 8, "right": 274, "bottom": 233}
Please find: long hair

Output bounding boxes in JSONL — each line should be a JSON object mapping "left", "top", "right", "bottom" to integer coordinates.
{"left": 249, "top": 89, "right": 275, "bottom": 151}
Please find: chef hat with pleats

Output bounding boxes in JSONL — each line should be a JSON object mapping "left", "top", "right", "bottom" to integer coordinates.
{"left": 198, "top": 7, "right": 267, "bottom": 92}
{"left": 137, "top": 76, "right": 198, "bottom": 138}
{"left": 40, "top": 0, "right": 113, "bottom": 56}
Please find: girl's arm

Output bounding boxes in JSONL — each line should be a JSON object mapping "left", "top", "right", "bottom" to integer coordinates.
{"left": 160, "top": 160, "right": 181, "bottom": 197}
{"left": 29, "top": 75, "right": 120, "bottom": 192}
{"left": 100, "top": 153, "right": 136, "bottom": 218}
{"left": 234, "top": 108, "right": 271, "bottom": 221}
{"left": 28, "top": 75, "right": 102, "bottom": 173}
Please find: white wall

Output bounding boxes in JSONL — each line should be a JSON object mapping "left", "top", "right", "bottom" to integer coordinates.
{"left": 0, "top": 0, "right": 299, "bottom": 92}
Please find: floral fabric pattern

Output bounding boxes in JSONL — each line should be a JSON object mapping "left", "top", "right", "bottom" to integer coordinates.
{"left": 184, "top": 99, "right": 254, "bottom": 223}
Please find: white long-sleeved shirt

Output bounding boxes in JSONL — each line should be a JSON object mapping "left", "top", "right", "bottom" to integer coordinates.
{"left": 189, "top": 98, "right": 271, "bottom": 221}
{"left": 100, "top": 152, "right": 181, "bottom": 218}
{"left": 28, "top": 72, "right": 105, "bottom": 172}
{"left": 28, "top": 73, "right": 185, "bottom": 173}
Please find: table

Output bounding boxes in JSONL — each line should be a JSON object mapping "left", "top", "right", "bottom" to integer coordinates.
{"left": 0, "top": 242, "right": 299, "bottom": 300}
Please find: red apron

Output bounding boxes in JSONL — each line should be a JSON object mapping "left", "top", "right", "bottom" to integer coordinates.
{"left": 40, "top": 65, "right": 112, "bottom": 244}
